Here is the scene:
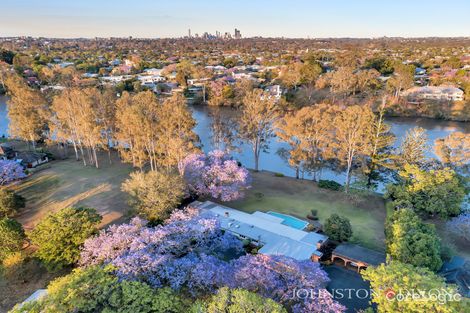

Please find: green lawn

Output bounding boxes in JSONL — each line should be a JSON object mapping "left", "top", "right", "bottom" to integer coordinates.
{"left": 12, "top": 151, "right": 134, "bottom": 228}
{"left": 225, "top": 171, "right": 387, "bottom": 251}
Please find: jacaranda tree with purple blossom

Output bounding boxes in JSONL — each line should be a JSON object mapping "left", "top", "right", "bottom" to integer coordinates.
{"left": 0, "top": 160, "right": 26, "bottom": 186}
{"left": 179, "top": 150, "right": 251, "bottom": 201}
{"left": 447, "top": 213, "right": 470, "bottom": 242}
{"left": 80, "top": 207, "right": 345, "bottom": 313}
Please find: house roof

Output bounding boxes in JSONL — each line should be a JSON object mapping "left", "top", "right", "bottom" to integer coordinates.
{"left": 405, "top": 85, "right": 463, "bottom": 95}
{"left": 15, "top": 151, "right": 47, "bottom": 163}
{"left": 333, "top": 244, "right": 386, "bottom": 266}
{"left": 193, "top": 201, "right": 327, "bottom": 260}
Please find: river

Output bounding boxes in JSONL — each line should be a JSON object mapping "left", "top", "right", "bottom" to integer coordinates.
{"left": 191, "top": 104, "right": 469, "bottom": 190}
{"left": 1, "top": 95, "right": 468, "bottom": 189}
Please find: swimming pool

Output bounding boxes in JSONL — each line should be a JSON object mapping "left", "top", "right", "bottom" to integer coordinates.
{"left": 267, "top": 211, "right": 309, "bottom": 230}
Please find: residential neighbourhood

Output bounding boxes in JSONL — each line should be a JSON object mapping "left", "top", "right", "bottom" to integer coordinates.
{"left": 0, "top": 1, "right": 469, "bottom": 313}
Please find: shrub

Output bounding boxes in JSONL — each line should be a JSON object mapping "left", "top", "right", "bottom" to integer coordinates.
{"left": 0, "top": 217, "right": 25, "bottom": 261}
{"left": 1, "top": 251, "right": 25, "bottom": 278}
{"left": 0, "top": 188, "right": 25, "bottom": 218}
{"left": 274, "top": 172, "right": 285, "bottom": 177}
{"left": 324, "top": 214, "right": 352, "bottom": 242}
{"left": 29, "top": 207, "right": 101, "bottom": 269}
{"left": 307, "top": 209, "right": 319, "bottom": 220}
{"left": 305, "top": 223, "right": 316, "bottom": 232}
{"left": 318, "top": 180, "right": 342, "bottom": 191}
{"left": 253, "top": 192, "right": 264, "bottom": 200}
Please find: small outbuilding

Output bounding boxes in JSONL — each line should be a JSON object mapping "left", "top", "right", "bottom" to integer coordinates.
{"left": 331, "top": 244, "right": 386, "bottom": 272}
{"left": 15, "top": 151, "right": 49, "bottom": 168}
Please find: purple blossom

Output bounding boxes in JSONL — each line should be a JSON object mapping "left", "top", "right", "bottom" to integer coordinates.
{"left": 180, "top": 150, "right": 251, "bottom": 201}
{"left": 230, "top": 254, "right": 344, "bottom": 312}
{"left": 447, "top": 213, "right": 470, "bottom": 242}
{"left": 0, "top": 160, "right": 26, "bottom": 185}
{"left": 80, "top": 207, "right": 344, "bottom": 312}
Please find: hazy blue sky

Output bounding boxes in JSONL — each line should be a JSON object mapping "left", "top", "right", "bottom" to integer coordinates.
{"left": 1, "top": 0, "right": 469, "bottom": 38}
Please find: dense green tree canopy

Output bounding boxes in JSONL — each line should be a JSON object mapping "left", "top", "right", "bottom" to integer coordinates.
{"left": 0, "top": 217, "right": 25, "bottom": 261}
{"left": 121, "top": 171, "right": 186, "bottom": 222}
{"left": 362, "top": 261, "right": 467, "bottom": 313}
{"left": 194, "top": 287, "right": 287, "bottom": 313}
{"left": 11, "top": 266, "right": 187, "bottom": 313}
{"left": 386, "top": 165, "right": 466, "bottom": 218}
{"left": 29, "top": 207, "right": 102, "bottom": 269}
{"left": 385, "top": 208, "right": 442, "bottom": 271}
{"left": 0, "top": 188, "right": 25, "bottom": 218}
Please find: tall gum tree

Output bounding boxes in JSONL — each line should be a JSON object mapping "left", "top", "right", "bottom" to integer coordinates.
{"left": 331, "top": 105, "right": 375, "bottom": 193}
{"left": 5, "top": 75, "right": 48, "bottom": 150}
{"left": 238, "top": 88, "right": 279, "bottom": 172}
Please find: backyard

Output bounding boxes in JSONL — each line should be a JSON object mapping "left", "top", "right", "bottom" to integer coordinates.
{"left": 11, "top": 151, "right": 134, "bottom": 229}
{"left": 1, "top": 153, "right": 134, "bottom": 312}
{"left": 226, "top": 171, "right": 387, "bottom": 251}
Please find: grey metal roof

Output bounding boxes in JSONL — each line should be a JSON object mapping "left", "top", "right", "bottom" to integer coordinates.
{"left": 333, "top": 244, "right": 386, "bottom": 266}
{"left": 194, "top": 201, "right": 327, "bottom": 261}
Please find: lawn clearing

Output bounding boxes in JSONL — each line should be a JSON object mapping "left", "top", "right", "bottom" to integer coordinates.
{"left": 11, "top": 151, "right": 134, "bottom": 229}
{"left": 225, "top": 171, "right": 387, "bottom": 251}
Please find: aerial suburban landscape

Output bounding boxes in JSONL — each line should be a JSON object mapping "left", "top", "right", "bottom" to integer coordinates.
{"left": 0, "top": 1, "right": 469, "bottom": 312}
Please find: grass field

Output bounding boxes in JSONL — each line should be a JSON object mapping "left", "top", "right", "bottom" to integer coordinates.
{"left": 12, "top": 151, "right": 134, "bottom": 229}
{"left": 1, "top": 151, "right": 134, "bottom": 312}
{"left": 225, "top": 171, "right": 387, "bottom": 251}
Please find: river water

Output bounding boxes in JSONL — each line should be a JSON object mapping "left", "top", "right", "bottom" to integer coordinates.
{"left": 191, "top": 104, "right": 469, "bottom": 190}
{"left": 1, "top": 95, "right": 468, "bottom": 189}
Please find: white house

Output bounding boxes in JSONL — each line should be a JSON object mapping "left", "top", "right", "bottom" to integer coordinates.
{"left": 264, "top": 85, "right": 283, "bottom": 100}
{"left": 191, "top": 201, "right": 328, "bottom": 261}
{"left": 137, "top": 75, "right": 166, "bottom": 84}
{"left": 143, "top": 68, "right": 164, "bottom": 76}
{"left": 403, "top": 86, "right": 464, "bottom": 101}
{"left": 232, "top": 72, "right": 250, "bottom": 80}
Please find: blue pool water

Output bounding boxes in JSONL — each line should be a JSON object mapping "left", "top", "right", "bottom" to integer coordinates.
{"left": 267, "top": 211, "right": 309, "bottom": 230}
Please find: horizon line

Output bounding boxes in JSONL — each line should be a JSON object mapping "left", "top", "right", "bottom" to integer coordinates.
{"left": 2, "top": 35, "right": 470, "bottom": 40}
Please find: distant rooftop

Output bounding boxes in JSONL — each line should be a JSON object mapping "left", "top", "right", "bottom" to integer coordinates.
{"left": 192, "top": 201, "right": 328, "bottom": 261}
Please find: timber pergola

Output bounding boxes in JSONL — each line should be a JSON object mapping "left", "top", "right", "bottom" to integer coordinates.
{"left": 331, "top": 244, "right": 386, "bottom": 272}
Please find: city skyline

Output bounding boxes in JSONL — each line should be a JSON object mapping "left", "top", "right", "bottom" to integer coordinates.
{"left": 1, "top": 0, "right": 470, "bottom": 38}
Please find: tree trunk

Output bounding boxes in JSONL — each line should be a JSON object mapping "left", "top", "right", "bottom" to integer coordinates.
{"left": 71, "top": 140, "right": 79, "bottom": 161}
{"left": 92, "top": 147, "right": 99, "bottom": 168}
{"left": 78, "top": 144, "right": 87, "bottom": 166}
{"left": 345, "top": 160, "right": 352, "bottom": 193}
{"left": 254, "top": 149, "right": 259, "bottom": 171}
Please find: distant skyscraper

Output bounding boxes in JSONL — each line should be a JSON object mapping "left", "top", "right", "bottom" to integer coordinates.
{"left": 188, "top": 28, "right": 191, "bottom": 38}
{"left": 234, "top": 28, "right": 241, "bottom": 39}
